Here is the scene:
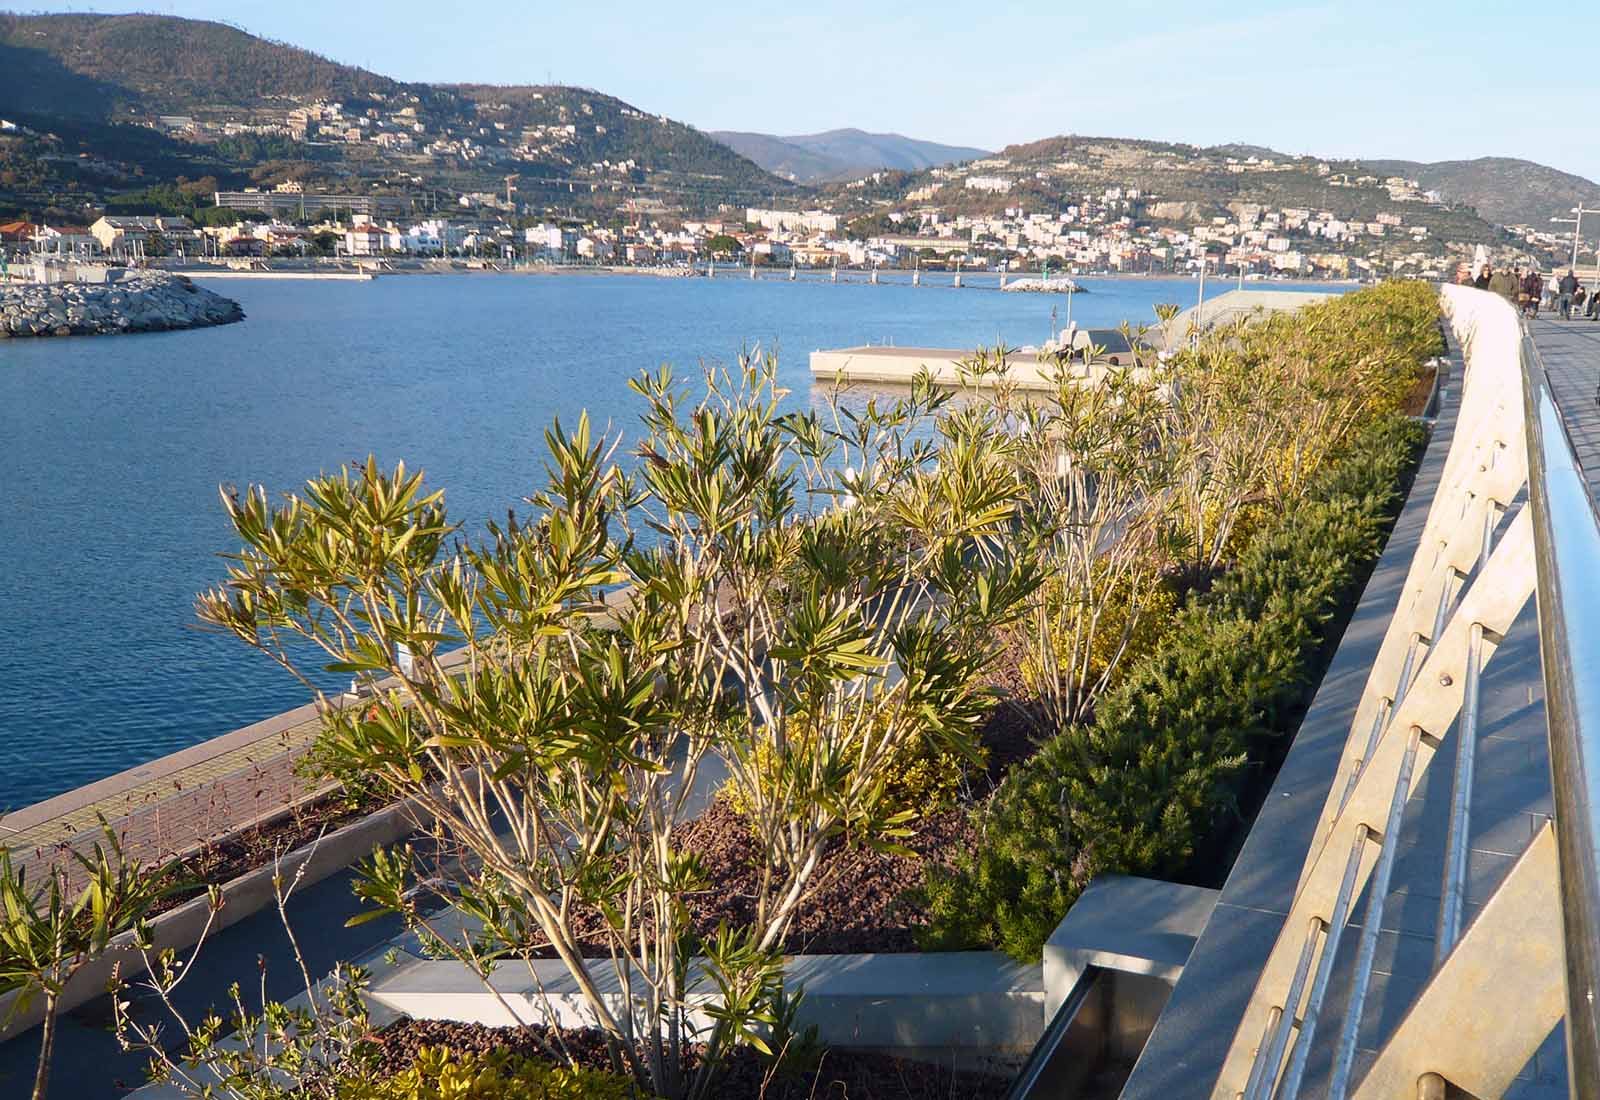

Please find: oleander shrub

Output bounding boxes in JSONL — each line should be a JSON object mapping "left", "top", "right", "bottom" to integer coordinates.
{"left": 341, "top": 1045, "right": 641, "bottom": 1100}
{"left": 918, "top": 414, "right": 1425, "bottom": 961}
{"left": 723, "top": 710, "right": 984, "bottom": 821}
{"left": 1020, "top": 568, "right": 1181, "bottom": 708}
{"left": 198, "top": 356, "right": 1038, "bottom": 1100}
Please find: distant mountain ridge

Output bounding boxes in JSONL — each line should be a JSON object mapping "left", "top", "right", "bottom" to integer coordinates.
{"left": 710, "top": 128, "right": 988, "bottom": 183}
{"left": 3, "top": 11, "right": 1594, "bottom": 231}
{"left": 1360, "top": 156, "right": 1600, "bottom": 227}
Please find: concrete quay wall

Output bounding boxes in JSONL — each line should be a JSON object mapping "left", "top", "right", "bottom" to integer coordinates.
{"left": 810, "top": 345, "right": 1138, "bottom": 391}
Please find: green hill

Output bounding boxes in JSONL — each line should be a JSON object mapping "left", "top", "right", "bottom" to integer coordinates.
{"left": 1361, "top": 156, "right": 1600, "bottom": 227}
{"left": 0, "top": 13, "right": 405, "bottom": 113}
{"left": 0, "top": 11, "right": 794, "bottom": 215}
{"left": 820, "top": 133, "right": 1511, "bottom": 255}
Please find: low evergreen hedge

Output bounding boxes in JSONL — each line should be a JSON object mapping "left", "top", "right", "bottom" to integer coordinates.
{"left": 918, "top": 416, "right": 1426, "bottom": 960}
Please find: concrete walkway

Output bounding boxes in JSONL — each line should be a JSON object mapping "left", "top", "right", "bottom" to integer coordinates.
{"left": 0, "top": 696, "right": 334, "bottom": 883}
{"left": 1530, "top": 318, "right": 1600, "bottom": 476}
{"left": 1123, "top": 318, "right": 1574, "bottom": 1099}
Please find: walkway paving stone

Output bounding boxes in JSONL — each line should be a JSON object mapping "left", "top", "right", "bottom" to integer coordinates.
{"left": 1530, "top": 318, "right": 1600, "bottom": 481}
{"left": 1, "top": 698, "right": 336, "bottom": 884}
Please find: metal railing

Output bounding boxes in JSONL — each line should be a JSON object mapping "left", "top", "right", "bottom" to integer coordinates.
{"left": 1522, "top": 328, "right": 1600, "bottom": 1094}
{"left": 1210, "top": 286, "right": 1599, "bottom": 1100}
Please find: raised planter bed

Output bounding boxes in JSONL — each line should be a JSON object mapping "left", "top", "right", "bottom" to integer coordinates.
{"left": 0, "top": 790, "right": 422, "bottom": 1041}
{"left": 368, "top": 1018, "right": 1016, "bottom": 1100}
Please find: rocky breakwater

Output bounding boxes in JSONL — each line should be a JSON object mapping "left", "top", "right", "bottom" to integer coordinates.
{"left": 0, "top": 272, "right": 244, "bottom": 338}
{"left": 1001, "top": 276, "right": 1085, "bottom": 294}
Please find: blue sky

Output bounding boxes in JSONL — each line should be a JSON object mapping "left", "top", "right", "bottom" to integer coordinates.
{"left": 25, "top": 0, "right": 1600, "bottom": 180}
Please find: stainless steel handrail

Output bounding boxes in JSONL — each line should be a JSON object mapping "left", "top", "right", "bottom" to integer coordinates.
{"left": 1521, "top": 329, "right": 1600, "bottom": 1099}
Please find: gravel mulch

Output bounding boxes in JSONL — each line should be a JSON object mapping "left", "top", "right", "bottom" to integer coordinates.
{"left": 368, "top": 1018, "right": 1013, "bottom": 1100}
{"left": 147, "top": 792, "right": 384, "bottom": 917}
{"left": 677, "top": 636, "right": 1043, "bottom": 955}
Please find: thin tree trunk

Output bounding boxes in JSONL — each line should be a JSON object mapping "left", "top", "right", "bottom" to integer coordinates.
{"left": 31, "top": 993, "right": 57, "bottom": 1100}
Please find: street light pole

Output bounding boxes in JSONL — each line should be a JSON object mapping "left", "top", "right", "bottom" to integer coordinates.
{"left": 1552, "top": 204, "right": 1597, "bottom": 274}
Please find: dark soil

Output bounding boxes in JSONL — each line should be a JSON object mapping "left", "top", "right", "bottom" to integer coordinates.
{"left": 368, "top": 1018, "right": 1012, "bottom": 1100}
{"left": 148, "top": 792, "right": 384, "bottom": 917}
{"left": 676, "top": 645, "right": 1042, "bottom": 955}
{"left": 1400, "top": 363, "right": 1440, "bottom": 417}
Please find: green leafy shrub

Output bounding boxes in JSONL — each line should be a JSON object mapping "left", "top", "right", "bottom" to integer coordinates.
{"left": 1021, "top": 568, "right": 1180, "bottom": 707}
{"left": 722, "top": 708, "right": 984, "bottom": 821}
{"left": 918, "top": 415, "right": 1424, "bottom": 961}
{"left": 199, "top": 356, "right": 1037, "bottom": 1100}
{"left": 340, "top": 1045, "right": 642, "bottom": 1100}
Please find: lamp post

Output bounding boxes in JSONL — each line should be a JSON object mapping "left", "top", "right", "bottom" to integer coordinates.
{"left": 1551, "top": 204, "right": 1597, "bottom": 275}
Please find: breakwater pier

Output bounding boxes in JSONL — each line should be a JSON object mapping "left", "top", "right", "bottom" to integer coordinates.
{"left": 0, "top": 270, "right": 243, "bottom": 337}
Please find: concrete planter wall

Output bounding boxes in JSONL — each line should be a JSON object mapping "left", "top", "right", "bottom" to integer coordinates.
{"left": 0, "top": 795, "right": 421, "bottom": 1041}
{"left": 354, "top": 875, "right": 1220, "bottom": 1070}
{"left": 365, "top": 949, "right": 1046, "bottom": 1059}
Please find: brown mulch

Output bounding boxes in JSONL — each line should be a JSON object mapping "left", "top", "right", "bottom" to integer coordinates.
{"left": 679, "top": 799, "right": 976, "bottom": 954}
{"left": 677, "top": 636, "right": 1043, "bottom": 955}
{"left": 1400, "top": 363, "right": 1439, "bottom": 417}
{"left": 139, "top": 627, "right": 1046, "bottom": 954}
{"left": 146, "top": 792, "right": 383, "bottom": 917}
{"left": 491, "top": 629, "right": 1044, "bottom": 960}
{"left": 368, "top": 1018, "right": 1013, "bottom": 1100}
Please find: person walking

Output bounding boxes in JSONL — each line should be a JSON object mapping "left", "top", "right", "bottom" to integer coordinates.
{"left": 1489, "top": 265, "right": 1520, "bottom": 304}
{"left": 1559, "top": 269, "right": 1580, "bottom": 319}
{"left": 1474, "top": 264, "right": 1493, "bottom": 290}
{"left": 1523, "top": 268, "right": 1545, "bottom": 317}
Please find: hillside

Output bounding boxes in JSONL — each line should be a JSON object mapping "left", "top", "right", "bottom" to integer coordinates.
{"left": 0, "top": 13, "right": 406, "bottom": 115}
{"left": 0, "top": 11, "right": 794, "bottom": 218}
{"left": 1360, "top": 156, "right": 1600, "bottom": 227}
{"left": 711, "top": 128, "right": 987, "bottom": 183}
{"left": 819, "top": 133, "right": 1514, "bottom": 261}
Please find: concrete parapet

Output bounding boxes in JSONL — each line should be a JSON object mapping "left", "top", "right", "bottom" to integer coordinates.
{"left": 366, "top": 950, "right": 1046, "bottom": 1055}
{"left": 1041, "top": 875, "right": 1219, "bottom": 1019}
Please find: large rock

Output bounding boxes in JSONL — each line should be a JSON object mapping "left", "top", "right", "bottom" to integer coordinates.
{"left": 0, "top": 272, "right": 245, "bottom": 339}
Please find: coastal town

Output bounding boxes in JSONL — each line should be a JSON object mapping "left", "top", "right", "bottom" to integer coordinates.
{"left": 0, "top": 83, "right": 1569, "bottom": 284}
{"left": 0, "top": 173, "right": 1548, "bottom": 284}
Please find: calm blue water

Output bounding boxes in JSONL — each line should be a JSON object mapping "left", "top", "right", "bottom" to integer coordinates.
{"left": 0, "top": 273, "right": 1339, "bottom": 811}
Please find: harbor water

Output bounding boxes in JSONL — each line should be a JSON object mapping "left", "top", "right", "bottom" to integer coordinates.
{"left": 0, "top": 272, "right": 1338, "bottom": 810}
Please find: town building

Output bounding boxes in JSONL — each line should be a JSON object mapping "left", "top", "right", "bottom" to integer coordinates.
{"left": 214, "top": 185, "right": 412, "bottom": 220}
{"left": 745, "top": 209, "right": 840, "bottom": 234}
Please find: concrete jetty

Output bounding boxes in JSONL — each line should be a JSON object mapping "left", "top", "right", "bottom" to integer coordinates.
{"left": 811, "top": 329, "right": 1138, "bottom": 390}
{"left": 179, "top": 269, "right": 373, "bottom": 281}
{"left": 1157, "top": 287, "right": 1337, "bottom": 350}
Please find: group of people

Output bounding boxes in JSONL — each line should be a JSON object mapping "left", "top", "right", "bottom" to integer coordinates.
{"left": 1470, "top": 264, "right": 1599, "bottom": 320}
